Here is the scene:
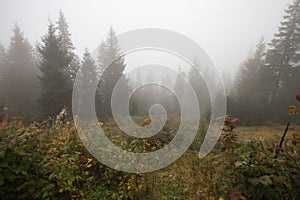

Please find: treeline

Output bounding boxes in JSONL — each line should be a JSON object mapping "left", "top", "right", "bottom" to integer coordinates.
{"left": 0, "top": 11, "right": 130, "bottom": 122}
{"left": 229, "top": 0, "right": 300, "bottom": 124}
{"left": 0, "top": 0, "right": 299, "bottom": 125}
{"left": 0, "top": 9, "right": 216, "bottom": 123}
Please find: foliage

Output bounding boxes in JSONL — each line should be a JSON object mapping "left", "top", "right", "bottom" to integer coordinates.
{"left": 231, "top": 0, "right": 300, "bottom": 125}
{"left": 1, "top": 24, "right": 39, "bottom": 122}
{"left": 0, "top": 109, "right": 148, "bottom": 199}
{"left": 96, "top": 28, "right": 129, "bottom": 120}
{"left": 37, "top": 23, "right": 72, "bottom": 118}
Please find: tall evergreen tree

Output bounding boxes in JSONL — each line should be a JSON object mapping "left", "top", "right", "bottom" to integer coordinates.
{"left": 76, "top": 48, "right": 98, "bottom": 120}
{"left": 188, "top": 59, "right": 211, "bottom": 118}
{"left": 232, "top": 39, "right": 266, "bottom": 124}
{"left": 264, "top": 0, "right": 300, "bottom": 122}
{"left": 56, "top": 10, "right": 80, "bottom": 116}
{"left": 2, "top": 25, "right": 39, "bottom": 121}
{"left": 37, "top": 23, "right": 72, "bottom": 118}
{"left": 97, "top": 28, "right": 129, "bottom": 119}
{"left": 56, "top": 10, "right": 80, "bottom": 84}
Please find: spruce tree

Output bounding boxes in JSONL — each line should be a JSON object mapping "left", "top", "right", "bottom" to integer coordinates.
{"left": 56, "top": 10, "right": 80, "bottom": 84}
{"left": 37, "top": 23, "right": 71, "bottom": 118}
{"left": 3, "top": 25, "right": 39, "bottom": 121}
{"left": 76, "top": 48, "right": 98, "bottom": 120}
{"left": 264, "top": 0, "right": 300, "bottom": 122}
{"left": 232, "top": 39, "right": 266, "bottom": 124}
{"left": 97, "top": 28, "right": 128, "bottom": 119}
{"left": 188, "top": 59, "right": 211, "bottom": 118}
{"left": 56, "top": 11, "right": 80, "bottom": 116}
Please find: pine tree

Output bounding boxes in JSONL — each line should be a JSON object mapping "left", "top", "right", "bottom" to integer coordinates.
{"left": 188, "top": 59, "right": 211, "bottom": 118}
{"left": 56, "top": 10, "right": 80, "bottom": 84}
{"left": 264, "top": 0, "right": 300, "bottom": 122}
{"left": 232, "top": 39, "right": 266, "bottom": 124}
{"left": 2, "top": 24, "right": 39, "bottom": 121}
{"left": 97, "top": 28, "right": 128, "bottom": 119}
{"left": 37, "top": 23, "right": 72, "bottom": 118}
{"left": 76, "top": 48, "right": 98, "bottom": 120}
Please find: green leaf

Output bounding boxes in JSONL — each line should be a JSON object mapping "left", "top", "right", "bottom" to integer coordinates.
{"left": 235, "top": 161, "right": 243, "bottom": 167}
{"left": 259, "top": 175, "right": 272, "bottom": 186}
{"left": 21, "top": 170, "right": 28, "bottom": 176}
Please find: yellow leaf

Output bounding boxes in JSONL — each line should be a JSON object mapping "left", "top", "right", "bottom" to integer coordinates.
{"left": 288, "top": 106, "right": 299, "bottom": 115}
{"left": 86, "top": 163, "right": 92, "bottom": 168}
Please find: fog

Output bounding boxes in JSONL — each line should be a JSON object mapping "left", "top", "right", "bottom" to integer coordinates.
{"left": 1, "top": 1, "right": 300, "bottom": 198}
{"left": 0, "top": 0, "right": 293, "bottom": 75}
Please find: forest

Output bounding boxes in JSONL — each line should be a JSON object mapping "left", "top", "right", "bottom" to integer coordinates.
{"left": 0, "top": 0, "right": 300, "bottom": 199}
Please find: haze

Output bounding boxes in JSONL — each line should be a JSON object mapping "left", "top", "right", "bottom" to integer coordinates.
{"left": 0, "top": 0, "right": 293, "bottom": 75}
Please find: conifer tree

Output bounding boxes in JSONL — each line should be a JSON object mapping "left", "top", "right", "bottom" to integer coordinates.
{"left": 264, "top": 0, "right": 300, "bottom": 122}
{"left": 37, "top": 23, "right": 71, "bottom": 118}
{"left": 97, "top": 28, "right": 129, "bottom": 119}
{"left": 188, "top": 59, "right": 211, "bottom": 118}
{"left": 3, "top": 25, "right": 39, "bottom": 121}
{"left": 76, "top": 48, "right": 98, "bottom": 120}
{"left": 232, "top": 39, "right": 266, "bottom": 124}
{"left": 56, "top": 10, "right": 80, "bottom": 84}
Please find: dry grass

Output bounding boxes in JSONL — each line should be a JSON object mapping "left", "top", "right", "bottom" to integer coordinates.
{"left": 236, "top": 125, "right": 300, "bottom": 144}
{"left": 145, "top": 125, "right": 300, "bottom": 199}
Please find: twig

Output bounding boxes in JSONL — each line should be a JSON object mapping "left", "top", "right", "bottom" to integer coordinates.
{"left": 274, "top": 122, "right": 290, "bottom": 158}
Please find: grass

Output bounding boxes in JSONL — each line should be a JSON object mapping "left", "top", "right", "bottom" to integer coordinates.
{"left": 1, "top": 114, "right": 299, "bottom": 199}
{"left": 237, "top": 125, "right": 300, "bottom": 143}
{"left": 140, "top": 124, "right": 300, "bottom": 200}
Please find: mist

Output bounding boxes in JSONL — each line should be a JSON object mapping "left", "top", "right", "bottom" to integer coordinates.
{"left": 0, "top": 0, "right": 293, "bottom": 76}
{"left": 0, "top": 0, "right": 300, "bottom": 199}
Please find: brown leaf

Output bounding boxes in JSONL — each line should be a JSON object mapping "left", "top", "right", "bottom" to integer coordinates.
{"left": 140, "top": 118, "right": 151, "bottom": 127}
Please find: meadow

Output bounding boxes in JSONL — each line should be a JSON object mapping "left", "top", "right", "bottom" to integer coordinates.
{"left": 0, "top": 109, "right": 299, "bottom": 200}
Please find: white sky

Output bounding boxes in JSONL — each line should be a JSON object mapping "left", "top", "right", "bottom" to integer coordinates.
{"left": 0, "top": 0, "right": 293, "bottom": 75}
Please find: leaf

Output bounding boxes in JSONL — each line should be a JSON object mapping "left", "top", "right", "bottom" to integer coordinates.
{"left": 259, "top": 175, "right": 273, "bottom": 186}
{"left": 288, "top": 106, "right": 299, "bottom": 115}
{"left": 235, "top": 161, "right": 244, "bottom": 167}
{"left": 67, "top": 178, "right": 73, "bottom": 186}
{"left": 21, "top": 170, "right": 28, "bottom": 176}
